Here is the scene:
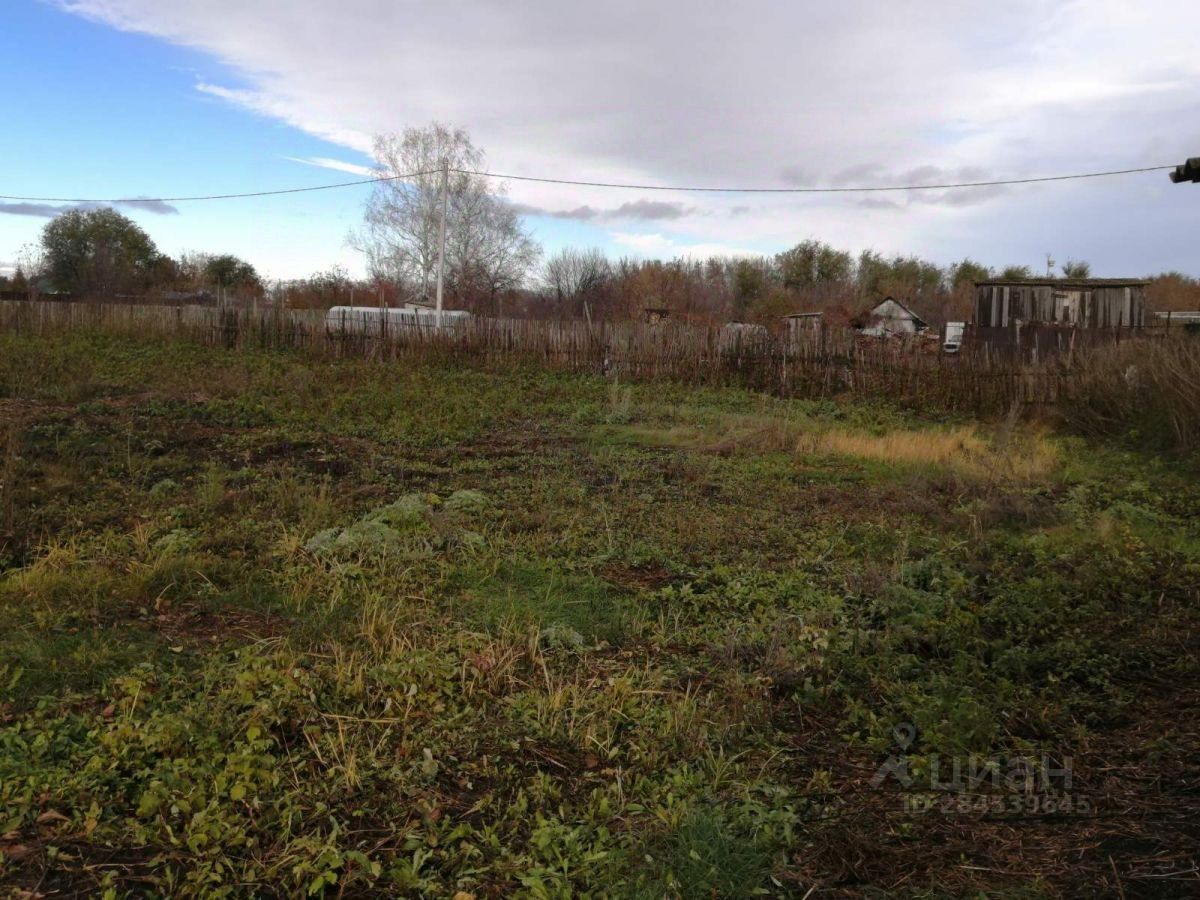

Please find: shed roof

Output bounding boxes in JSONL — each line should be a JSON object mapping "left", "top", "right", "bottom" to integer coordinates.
{"left": 974, "top": 278, "right": 1148, "bottom": 288}
{"left": 869, "top": 296, "right": 927, "bottom": 326}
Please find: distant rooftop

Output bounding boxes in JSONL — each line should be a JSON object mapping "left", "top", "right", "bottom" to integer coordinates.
{"left": 974, "top": 278, "right": 1148, "bottom": 288}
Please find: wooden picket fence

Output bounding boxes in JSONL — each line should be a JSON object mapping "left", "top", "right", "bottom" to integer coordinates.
{"left": 0, "top": 300, "right": 1089, "bottom": 414}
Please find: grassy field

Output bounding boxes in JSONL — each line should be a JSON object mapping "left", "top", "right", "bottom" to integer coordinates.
{"left": 1, "top": 332, "right": 1198, "bottom": 897}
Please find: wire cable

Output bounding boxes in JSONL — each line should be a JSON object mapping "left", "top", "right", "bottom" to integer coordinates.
{"left": 0, "top": 163, "right": 1175, "bottom": 204}
{"left": 465, "top": 164, "right": 1174, "bottom": 193}
{"left": 0, "top": 169, "right": 440, "bottom": 204}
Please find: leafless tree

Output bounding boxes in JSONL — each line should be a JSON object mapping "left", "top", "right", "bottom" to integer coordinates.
{"left": 14, "top": 243, "right": 44, "bottom": 297}
{"left": 352, "top": 123, "right": 539, "bottom": 310}
{"left": 447, "top": 185, "right": 541, "bottom": 316}
{"left": 542, "top": 248, "right": 611, "bottom": 320}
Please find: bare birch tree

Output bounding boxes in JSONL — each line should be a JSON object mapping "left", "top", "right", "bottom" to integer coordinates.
{"left": 353, "top": 123, "right": 539, "bottom": 309}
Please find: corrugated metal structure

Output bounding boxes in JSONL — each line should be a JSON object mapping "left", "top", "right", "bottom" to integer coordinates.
{"left": 974, "top": 278, "right": 1146, "bottom": 328}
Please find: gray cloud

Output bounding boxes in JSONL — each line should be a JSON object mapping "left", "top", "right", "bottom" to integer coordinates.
{"left": 829, "top": 163, "right": 877, "bottom": 187}
{"left": 118, "top": 197, "right": 181, "bottom": 214}
{"left": 508, "top": 203, "right": 594, "bottom": 220}
{"left": 0, "top": 202, "right": 72, "bottom": 218}
{"left": 778, "top": 166, "right": 813, "bottom": 187}
{"left": 513, "top": 199, "right": 690, "bottom": 221}
{"left": 838, "top": 165, "right": 1008, "bottom": 208}
{"left": 611, "top": 200, "right": 689, "bottom": 220}
{"left": 47, "top": 0, "right": 1200, "bottom": 275}
{"left": 857, "top": 197, "right": 903, "bottom": 211}
{"left": 0, "top": 199, "right": 179, "bottom": 218}
{"left": 910, "top": 184, "right": 1008, "bottom": 207}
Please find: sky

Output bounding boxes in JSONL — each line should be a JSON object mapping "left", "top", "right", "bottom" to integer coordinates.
{"left": 1, "top": 0, "right": 1197, "bottom": 281}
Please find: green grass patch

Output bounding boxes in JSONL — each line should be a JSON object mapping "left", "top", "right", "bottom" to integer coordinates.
{"left": 450, "top": 559, "right": 628, "bottom": 645}
{"left": 1, "top": 331, "right": 1198, "bottom": 896}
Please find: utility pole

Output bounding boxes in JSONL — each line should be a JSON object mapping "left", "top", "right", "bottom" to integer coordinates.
{"left": 435, "top": 157, "right": 449, "bottom": 326}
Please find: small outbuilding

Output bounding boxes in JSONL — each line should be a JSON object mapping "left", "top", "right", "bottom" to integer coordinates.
{"left": 859, "top": 297, "right": 928, "bottom": 337}
{"left": 783, "top": 311, "right": 823, "bottom": 338}
{"left": 974, "top": 278, "right": 1146, "bottom": 328}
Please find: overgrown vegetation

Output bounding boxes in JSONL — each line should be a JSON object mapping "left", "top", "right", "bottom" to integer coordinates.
{"left": 1066, "top": 336, "right": 1200, "bottom": 451}
{"left": 1, "top": 332, "right": 1197, "bottom": 896}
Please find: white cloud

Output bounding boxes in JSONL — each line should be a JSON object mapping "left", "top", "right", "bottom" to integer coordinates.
{"left": 611, "top": 232, "right": 761, "bottom": 260}
{"left": 196, "top": 83, "right": 372, "bottom": 151}
{"left": 50, "top": 0, "right": 1200, "bottom": 275}
{"left": 283, "top": 156, "right": 375, "bottom": 177}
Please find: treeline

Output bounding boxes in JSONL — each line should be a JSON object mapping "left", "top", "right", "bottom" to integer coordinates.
{"left": 267, "top": 244, "right": 1200, "bottom": 327}
{"left": 528, "top": 247, "right": 1200, "bottom": 325}
{"left": 526, "top": 245, "right": 987, "bottom": 326}
{"left": 1, "top": 208, "right": 263, "bottom": 301}
{"left": 4, "top": 193, "right": 1199, "bottom": 325}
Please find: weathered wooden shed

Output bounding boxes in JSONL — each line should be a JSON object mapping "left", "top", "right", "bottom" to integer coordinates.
{"left": 859, "top": 297, "right": 928, "bottom": 336}
{"left": 974, "top": 278, "right": 1146, "bottom": 328}
{"left": 783, "top": 311, "right": 822, "bottom": 338}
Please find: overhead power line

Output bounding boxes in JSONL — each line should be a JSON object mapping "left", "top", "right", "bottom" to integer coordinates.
{"left": 0, "top": 163, "right": 1175, "bottom": 205}
{"left": 0, "top": 169, "right": 439, "bottom": 204}
{"left": 466, "top": 164, "right": 1174, "bottom": 193}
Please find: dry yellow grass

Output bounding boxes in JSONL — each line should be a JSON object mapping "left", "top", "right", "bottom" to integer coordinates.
{"left": 599, "top": 412, "right": 1058, "bottom": 482}
{"left": 797, "top": 425, "right": 1059, "bottom": 481}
